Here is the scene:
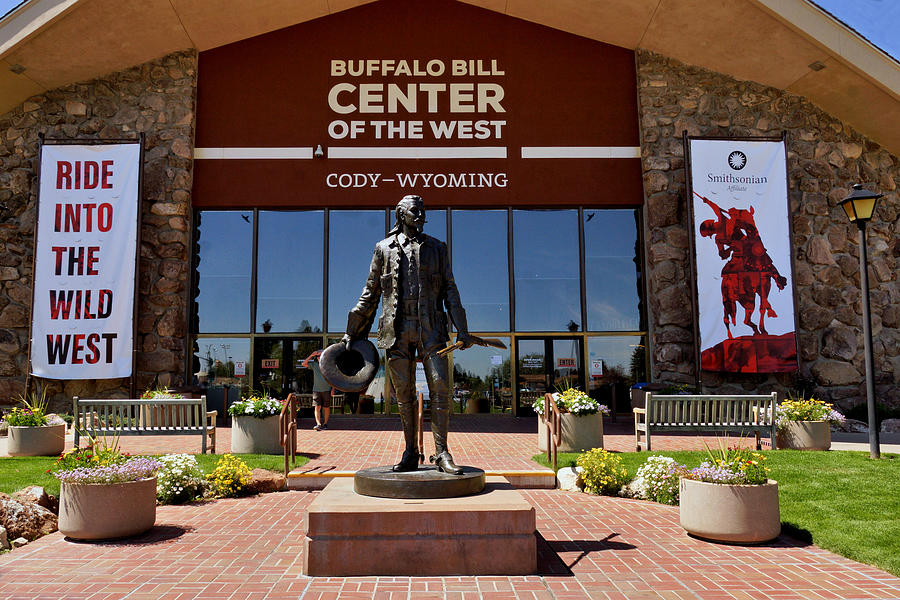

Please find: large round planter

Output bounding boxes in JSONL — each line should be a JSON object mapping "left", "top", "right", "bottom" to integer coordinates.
{"left": 776, "top": 421, "right": 831, "bottom": 450}
{"left": 8, "top": 424, "right": 66, "bottom": 456}
{"left": 537, "top": 412, "right": 604, "bottom": 453}
{"left": 679, "top": 478, "right": 780, "bottom": 544}
{"left": 58, "top": 477, "right": 157, "bottom": 540}
{"left": 231, "top": 414, "right": 281, "bottom": 454}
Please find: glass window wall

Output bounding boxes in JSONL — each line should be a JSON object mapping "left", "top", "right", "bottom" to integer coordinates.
{"left": 191, "top": 207, "right": 646, "bottom": 404}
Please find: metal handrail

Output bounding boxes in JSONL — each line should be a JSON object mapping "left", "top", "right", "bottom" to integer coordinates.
{"left": 280, "top": 393, "right": 298, "bottom": 477}
{"left": 542, "top": 392, "right": 562, "bottom": 473}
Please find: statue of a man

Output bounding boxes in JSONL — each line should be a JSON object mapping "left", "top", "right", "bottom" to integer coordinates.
{"left": 342, "top": 195, "right": 475, "bottom": 474}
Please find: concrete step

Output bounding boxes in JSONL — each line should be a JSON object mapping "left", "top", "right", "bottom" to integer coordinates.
{"left": 287, "top": 468, "right": 556, "bottom": 490}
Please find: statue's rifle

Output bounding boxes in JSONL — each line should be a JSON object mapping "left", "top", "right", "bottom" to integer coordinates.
{"left": 436, "top": 335, "right": 507, "bottom": 356}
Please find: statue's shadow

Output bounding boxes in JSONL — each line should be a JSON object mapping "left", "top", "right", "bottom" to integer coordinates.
{"left": 538, "top": 533, "right": 637, "bottom": 575}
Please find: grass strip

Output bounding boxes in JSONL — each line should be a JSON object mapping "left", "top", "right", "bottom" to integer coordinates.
{"left": 533, "top": 449, "right": 900, "bottom": 577}
{"left": 0, "top": 453, "right": 307, "bottom": 497}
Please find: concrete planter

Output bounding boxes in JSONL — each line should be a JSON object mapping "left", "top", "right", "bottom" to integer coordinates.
{"left": 776, "top": 421, "right": 831, "bottom": 450}
{"left": 679, "top": 478, "right": 780, "bottom": 544}
{"left": 232, "top": 414, "right": 281, "bottom": 454}
{"left": 537, "top": 412, "right": 604, "bottom": 453}
{"left": 59, "top": 477, "right": 157, "bottom": 540}
{"left": 8, "top": 424, "right": 66, "bottom": 456}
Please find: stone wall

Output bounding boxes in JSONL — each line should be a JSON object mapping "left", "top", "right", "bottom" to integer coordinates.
{"left": 637, "top": 50, "right": 900, "bottom": 409}
{"left": 0, "top": 51, "right": 197, "bottom": 413}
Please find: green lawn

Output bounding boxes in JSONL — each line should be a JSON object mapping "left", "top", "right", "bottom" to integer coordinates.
{"left": 534, "top": 449, "right": 900, "bottom": 577}
{"left": 0, "top": 453, "right": 307, "bottom": 497}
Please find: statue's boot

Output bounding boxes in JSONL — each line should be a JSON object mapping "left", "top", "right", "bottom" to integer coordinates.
{"left": 430, "top": 401, "right": 463, "bottom": 475}
{"left": 393, "top": 446, "right": 420, "bottom": 472}
{"left": 431, "top": 450, "right": 463, "bottom": 475}
{"left": 392, "top": 400, "right": 420, "bottom": 472}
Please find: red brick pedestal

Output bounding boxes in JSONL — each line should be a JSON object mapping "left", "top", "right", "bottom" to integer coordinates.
{"left": 303, "top": 477, "right": 536, "bottom": 576}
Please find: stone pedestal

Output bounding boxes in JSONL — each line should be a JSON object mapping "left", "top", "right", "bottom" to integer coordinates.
{"left": 304, "top": 477, "right": 536, "bottom": 576}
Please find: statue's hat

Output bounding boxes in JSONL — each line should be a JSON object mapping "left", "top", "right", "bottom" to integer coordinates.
{"left": 319, "top": 339, "right": 379, "bottom": 392}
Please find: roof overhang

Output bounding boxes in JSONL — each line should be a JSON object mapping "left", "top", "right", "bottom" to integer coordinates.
{"left": 1, "top": 0, "right": 898, "bottom": 155}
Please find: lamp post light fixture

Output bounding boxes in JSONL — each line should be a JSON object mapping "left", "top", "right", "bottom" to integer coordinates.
{"left": 839, "top": 183, "right": 883, "bottom": 459}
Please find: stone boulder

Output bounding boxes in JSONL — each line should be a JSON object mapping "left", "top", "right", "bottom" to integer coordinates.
{"left": 44, "top": 413, "right": 67, "bottom": 427}
{"left": 12, "top": 486, "right": 58, "bottom": 513}
{"left": 880, "top": 419, "right": 900, "bottom": 434}
{"left": 244, "top": 469, "right": 285, "bottom": 495}
{"left": 0, "top": 525, "right": 8, "bottom": 550}
{"left": 832, "top": 418, "right": 868, "bottom": 433}
{"left": 556, "top": 466, "right": 583, "bottom": 491}
{"left": 0, "top": 493, "right": 58, "bottom": 541}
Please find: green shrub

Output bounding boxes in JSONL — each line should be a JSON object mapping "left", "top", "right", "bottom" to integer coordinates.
{"left": 576, "top": 448, "right": 628, "bottom": 495}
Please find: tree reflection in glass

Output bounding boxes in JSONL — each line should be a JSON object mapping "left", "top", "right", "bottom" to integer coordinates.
{"left": 584, "top": 209, "right": 642, "bottom": 331}
{"left": 195, "top": 211, "right": 253, "bottom": 333}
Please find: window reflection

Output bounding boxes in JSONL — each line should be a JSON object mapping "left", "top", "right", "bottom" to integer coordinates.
{"left": 452, "top": 210, "right": 509, "bottom": 332}
{"left": 328, "top": 210, "right": 386, "bottom": 332}
{"left": 452, "top": 338, "right": 510, "bottom": 413}
{"left": 195, "top": 211, "right": 253, "bottom": 333}
{"left": 587, "top": 335, "right": 647, "bottom": 414}
{"left": 513, "top": 210, "right": 580, "bottom": 332}
{"left": 191, "top": 337, "right": 251, "bottom": 418}
{"left": 257, "top": 211, "right": 324, "bottom": 333}
{"left": 585, "top": 210, "right": 642, "bottom": 331}
{"left": 423, "top": 208, "right": 446, "bottom": 241}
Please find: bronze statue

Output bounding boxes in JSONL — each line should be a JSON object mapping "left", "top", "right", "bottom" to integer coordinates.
{"left": 342, "top": 195, "right": 475, "bottom": 474}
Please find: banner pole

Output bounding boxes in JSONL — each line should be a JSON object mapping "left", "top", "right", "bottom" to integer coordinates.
{"left": 130, "top": 133, "right": 145, "bottom": 399}
{"left": 682, "top": 131, "right": 702, "bottom": 391}
{"left": 24, "top": 133, "right": 46, "bottom": 399}
{"left": 782, "top": 130, "right": 801, "bottom": 376}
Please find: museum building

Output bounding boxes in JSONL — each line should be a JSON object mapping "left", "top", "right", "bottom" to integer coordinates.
{"left": 0, "top": 0, "right": 897, "bottom": 416}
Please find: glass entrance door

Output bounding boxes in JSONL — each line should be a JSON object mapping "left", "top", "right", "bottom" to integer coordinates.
{"left": 253, "top": 338, "right": 324, "bottom": 399}
{"left": 515, "top": 337, "right": 584, "bottom": 415}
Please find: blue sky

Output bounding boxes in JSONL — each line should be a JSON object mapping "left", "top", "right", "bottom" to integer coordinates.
{"left": 0, "top": 0, "right": 897, "bottom": 61}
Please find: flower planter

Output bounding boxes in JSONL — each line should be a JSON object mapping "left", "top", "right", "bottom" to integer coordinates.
{"left": 232, "top": 414, "right": 281, "bottom": 454}
{"left": 537, "top": 412, "right": 604, "bottom": 453}
{"left": 7, "top": 424, "right": 66, "bottom": 456}
{"left": 776, "top": 421, "right": 831, "bottom": 450}
{"left": 679, "top": 478, "right": 780, "bottom": 544}
{"left": 58, "top": 477, "right": 157, "bottom": 540}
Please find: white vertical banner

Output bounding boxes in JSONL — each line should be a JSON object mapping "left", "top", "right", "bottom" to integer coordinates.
{"left": 30, "top": 143, "right": 141, "bottom": 379}
{"left": 688, "top": 139, "right": 797, "bottom": 373}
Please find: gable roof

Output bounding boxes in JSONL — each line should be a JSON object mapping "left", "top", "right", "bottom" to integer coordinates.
{"left": 1, "top": 0, "right": 898, "bottom": 154}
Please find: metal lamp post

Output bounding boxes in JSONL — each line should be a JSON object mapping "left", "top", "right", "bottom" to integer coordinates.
{"left": 839, "top": 183, "right": 882, "bottom": 459}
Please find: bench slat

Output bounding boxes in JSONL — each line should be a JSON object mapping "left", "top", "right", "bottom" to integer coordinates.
{"left": 634, "top": 393, "right": 778, "bottom": 451}
{"left": 73, "top": 396, "right": 215, "bottom": 454}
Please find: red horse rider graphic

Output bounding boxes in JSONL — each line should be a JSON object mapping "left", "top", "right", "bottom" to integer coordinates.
{"left": 697, "top": 192, "right": 787, "bottom": 339}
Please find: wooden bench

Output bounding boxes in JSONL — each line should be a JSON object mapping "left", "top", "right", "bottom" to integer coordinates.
{"left": 73, "top": 396, "right": 217, "bottom": 454}
{"left": 633, "top": 392, "right": 778, "bottom": 451}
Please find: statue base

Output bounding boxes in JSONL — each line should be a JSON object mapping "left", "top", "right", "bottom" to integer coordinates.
{"left": 354, "top": 465, "right": 485, "bottom": 499}
{"left": 303, "top": 477, "right": 536, "bottom": 576}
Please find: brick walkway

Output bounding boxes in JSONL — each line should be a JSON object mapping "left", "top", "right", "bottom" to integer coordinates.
{"left": 3, "top": 415, "right": 899, "bottom": 599}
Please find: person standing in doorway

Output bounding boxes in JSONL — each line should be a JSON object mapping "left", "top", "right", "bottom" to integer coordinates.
{"left": 303, "top": 350, "right": 331, "bottom": 430}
